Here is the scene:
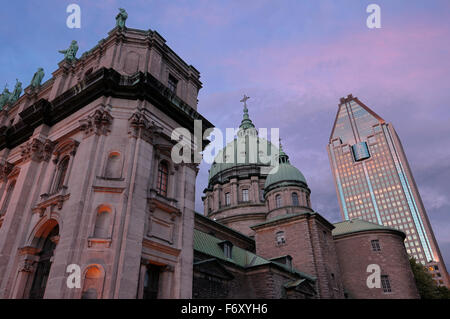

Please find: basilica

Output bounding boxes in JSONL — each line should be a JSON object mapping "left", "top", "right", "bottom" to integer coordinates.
{"left": 0, "top": 14, "right": 419, "bottom": 299}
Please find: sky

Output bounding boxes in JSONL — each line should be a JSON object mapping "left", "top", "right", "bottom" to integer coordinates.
{"left": 1, "top": 1, "right": 449, "bottom": 268}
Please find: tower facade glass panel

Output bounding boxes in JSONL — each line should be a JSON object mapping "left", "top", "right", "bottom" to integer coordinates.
{"left": 327, "top": 95, "right": 449, "bottom": 287}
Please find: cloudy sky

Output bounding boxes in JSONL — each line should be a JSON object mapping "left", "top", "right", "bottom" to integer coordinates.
{"left": 1, "top": 1, "right": 449, "bottom": 268}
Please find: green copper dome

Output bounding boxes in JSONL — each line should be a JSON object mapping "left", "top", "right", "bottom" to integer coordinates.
{"left": 208, "top": 136, "right": 278, "bottom": 183}
{"left": 208, "top": 96, "right": 278, "bottom": 184}
{"left": 264, "top": 143, "right": 307, "bottom": 192}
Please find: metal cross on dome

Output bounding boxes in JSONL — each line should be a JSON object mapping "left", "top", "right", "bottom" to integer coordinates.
{"left": 240, "top": 94, "right": 250, "bottom": 109}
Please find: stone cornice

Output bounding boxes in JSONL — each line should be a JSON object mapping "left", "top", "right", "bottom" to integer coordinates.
{"left": 142, "top": 238, "right": 181, "bottom": 257}
{"left": 0, "top": 67, "right": 213, "bottom": 151}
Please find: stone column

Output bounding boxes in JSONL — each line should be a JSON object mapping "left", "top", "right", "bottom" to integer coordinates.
{"left": 159, "top": 265, "right": 175, "bottom": 298}
{"left": 136, "top": 259, "right": 148, "bottom": 299}
{"left": 231, "top": 178, "right": 238, "bottom": 205}
{"left": 10, "top": 247, "right": 40, "bottom": 299}
{"left": 250, "top": 176, "right": 258, "bottom": 203}
{"left": 0, "top": 138, "right": 49, "bottom": 298}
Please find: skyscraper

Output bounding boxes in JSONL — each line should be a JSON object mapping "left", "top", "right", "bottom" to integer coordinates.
{"left": 327, "top": 94, "right": 449, "bottom": 287}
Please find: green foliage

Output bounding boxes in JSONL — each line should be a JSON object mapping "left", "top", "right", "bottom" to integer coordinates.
{"left": 409, "top": 258, "right": 450, "bottom": 299}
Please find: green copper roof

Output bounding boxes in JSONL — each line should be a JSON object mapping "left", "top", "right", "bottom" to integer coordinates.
{"left": 264, "top": 163, "right": 307, "bottom": 191}
{"left": 208, "top": 97, "right": 280, "bottom": 184}
{"left": 239, "top": 103, "right": 255, "bottom": 130}
{"left": 194, "top": 229, "right": 270, "bottom": 268}
{"left": 332, "top": 219, "right": 405, "bottom": 238}
{"left": 193, "top": 229, "right": 316, "bottom": 281}
{"left": 264, "top": 143, "right": 308, "bottom": 192}
{"left": 208, "top": 136, "right": 278, "bottom": 182}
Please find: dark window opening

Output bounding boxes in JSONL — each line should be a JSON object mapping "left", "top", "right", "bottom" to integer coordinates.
{"left": 381, "top": 275, "right": 392, "bottom": 293}
{"left": 292, "top": 192, "right": 299, "bottom": 206}
{"left": 54, "top": 156, "right": 70, "bottom": 193}
{"left": 168, "top": 74, "right": 178, "bottom": 93}
{"left": 143, "top": 265, "right": 161, "bottom": 299}
{"left": 157, "top": 161, "right": 169, "bottom": 197}
{"left": 276, "top": 231, "right": 286, "bottom": 246}
{"left": 29, "top": 225, "right": 59, "bottom": 299}
{"left": 371, "top": 239, "right": 381, "bottom": 251}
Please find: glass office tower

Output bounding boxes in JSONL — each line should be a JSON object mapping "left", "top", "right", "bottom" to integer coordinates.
{"left": 327, "top": 94, "right": 449, "bottom": 287}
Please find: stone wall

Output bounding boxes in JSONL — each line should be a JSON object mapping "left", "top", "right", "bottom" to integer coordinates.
{"left": 334, "top": 230, "right": 419, "bottom": 299}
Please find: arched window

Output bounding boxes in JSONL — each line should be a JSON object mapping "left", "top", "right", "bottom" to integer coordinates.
{"left": 292, "top": 192, "right": 299, "bottom": 206}
{"left": 29, "top": 224, "right": 59, "bottom": 299}
{"left": 157, "top": 161, "right": 169, "bottom": 197}
{"left": 94, "top": 205, "right": 112, "bottom": 238}
{"left": 225, "top": 192, "right": 231, "bottom": 206}
{"left": 53, "top": 156, "right": 70, "bottom": 193}
{"left": 105, "top": 152, "right": 121, "bottom": 179}
{"left": 275, "top": 194, "right": 282, "bottom": 208}
{"left": 0, "top": 180, "right": 16, "bottom": 215}
{"left": 81, "top": 265, "right": 103, "bottom": 299}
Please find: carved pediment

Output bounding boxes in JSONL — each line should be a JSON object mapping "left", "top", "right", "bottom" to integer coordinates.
{"left": 79, "top": 108, "right": 113, "bottom": 137}
{"left": 33, "top": 193, "right": 70, "bottom": 217}
{"left": 53, "top": 138, "right": 79, "bottom": 159}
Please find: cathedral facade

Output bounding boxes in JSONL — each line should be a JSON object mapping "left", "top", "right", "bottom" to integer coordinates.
{"left": 0, "top": 18, "right": 419, "bottom": 299}
{"left": 0, "top": 24, "right": 212, "bottom": 299}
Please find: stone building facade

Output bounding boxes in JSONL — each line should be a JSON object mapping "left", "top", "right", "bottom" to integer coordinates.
{"left": 0, "top": 23, "right": 212, "bottom": 299}
{"left": 200, "top": 102, "right": 419, "bottom": 299}
{"left": 0, "top": 17, "right": 420, "bottom": 299}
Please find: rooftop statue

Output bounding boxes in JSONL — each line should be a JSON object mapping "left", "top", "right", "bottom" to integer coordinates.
{"left": 116, "top": 8, "right": 128, "bottom": 29}
{"left": 58, "top": 40, "right": 79, "bottom": 62}
{"left": 8, "top": 79, "right": 22, "bottom": 105}
{"left": 0, "top": 85, "right": 11, "bottom": 110}
{"left": 31, "top": 67, "right": 45, "bottom": 89}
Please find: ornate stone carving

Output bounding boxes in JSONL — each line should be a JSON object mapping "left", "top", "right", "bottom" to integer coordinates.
{"left": 19, "top": 259, "right": 35, "bottom": 273}
{"left": 128, "top": 110, "right": 162, "bottom": 143}
{"left": 164, "top": 264, "right": 175, "bottom": 272}
{"left": 20, "top": 138, "right": 55, "bottom": 163}
{"left": 33, "top": 193, "right": 70, "bottom": 216}
{"left": 0, "top": 162, "right": 14, "bottom": 180}
{"left": 79, "top": 109, "right": 113, "bottom": 137}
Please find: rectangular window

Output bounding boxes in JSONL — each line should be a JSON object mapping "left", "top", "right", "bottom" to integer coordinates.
{"left": 371, "top": 239, "right": 381, "bottom": 251}
{"left": 225, "top": 192, "right": 231, "bottom": 206}
{"left": 224, "top": 244, "right": 232, "bottom": 258}
{"left": 381, "top": 275, "right": 392, "bottom": 293}
{"left": 242, "top": 189, "right": 249, "bottom": 202}
{"left": 276, "top": 231, "right": 286, "bottom": 246}
{"left": 168, "top": 74, "right": 178, "bottom": 93}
